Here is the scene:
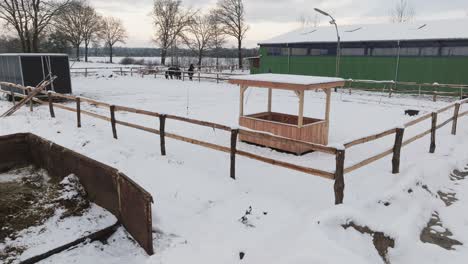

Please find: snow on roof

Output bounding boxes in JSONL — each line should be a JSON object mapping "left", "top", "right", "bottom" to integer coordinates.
{"left": 230, "top": 73, "right": 344, "bottom": 85}
{"left": 259, "top": 18, "right": 468, "bottom": 45}
{"left": 0, "top": 53, "right": 69, "bottom": 56}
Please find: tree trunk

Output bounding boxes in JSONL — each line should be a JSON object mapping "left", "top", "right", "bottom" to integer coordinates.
{"left": 76, "top": 45, "right": 80, "bottom": 61}
{"left": 109, "top": 45, "right": 113, "bottom": 63}
{"left": 161, "top": 49, "right": 167, "bottom": 65}
{"left": 198, "top": 52, "right": 202, "bottom": 70}
{"left": 237, "top": 38, "right": 242, "bottom": 70}
{"left": 85, "top": 43, "right": 89, "bottom": 62}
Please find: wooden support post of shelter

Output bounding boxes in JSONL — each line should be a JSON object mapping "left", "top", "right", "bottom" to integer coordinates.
{"left": 334, "top": 149, "right": 346, "bottom": 205}
{"left": 159, "top": 114, "right": 166, "bottom": 156}
{"left": 229, "top": 74, "right": 345, "bottom": 155}
{"left": 230, "top": 129, "right": 239, "bottom": 180}
{"left": 48, "top": 92, "right": 55, "bottom": 118}
{"left": 430, "top": 112, "right": 437, "bottom": 153}
{"left": 392, "top": 128, "right": 404, "bottom": 174}
{"left": 451, "top": 103, "right": 460, "bottom": 135}
{"left": 110, "top": 105, "right": 118, "bottom": 139}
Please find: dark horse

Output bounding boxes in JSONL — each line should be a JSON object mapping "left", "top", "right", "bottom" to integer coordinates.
{"left": 165, "top": 66, "right": 182, "bottom": 80}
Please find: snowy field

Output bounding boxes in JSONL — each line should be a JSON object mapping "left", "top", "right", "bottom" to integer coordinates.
{"left": 1, "top": 72, "right": 468, "bottom": 263}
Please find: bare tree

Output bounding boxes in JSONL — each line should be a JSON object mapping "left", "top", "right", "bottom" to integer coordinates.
{"left": 100, "top": 16, "right": 127, "bottom": 63}
{"left": 0, "top": 0, "right": 70, "bottom": 52}
{"left": 54, "top": 0, "right": 85, "bottom": 60}
{"left": 152, "top": 0, "right": 195, "bottom": 66}
{"left": 390, "top": 0, "right": 415, "bottom": 23}
{"left": 81, "top": 3, "right": 102, "bottom": 62}
{"left": 216, "top": 0, "right": 249, "bottom": 69}
{"left": 182, "top": 13, "right": 213, "bottom": 68}
{"left": 209, "top": 10, "right": 226, "bottom": 71}
{"left": 297, "top": 13, "right": 320, "bottom": 29}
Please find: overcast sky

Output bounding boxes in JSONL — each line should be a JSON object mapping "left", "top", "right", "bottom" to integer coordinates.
{"left": 86, "top": 0, "right": 468, "bottom": 47}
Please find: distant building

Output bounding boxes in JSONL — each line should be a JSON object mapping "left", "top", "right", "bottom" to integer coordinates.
{"left": 254, "top": 19, "right": 468, "bottom": 84}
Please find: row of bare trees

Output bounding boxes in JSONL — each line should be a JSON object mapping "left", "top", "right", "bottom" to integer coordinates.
{"left": 0, "top": 0, "right": 127, "bottom": 63}
{"left": 152, "top": 0, "right": 249, "bottom": 69}
{"left": 53, "top": 0, "right": 127, "bottom": 63}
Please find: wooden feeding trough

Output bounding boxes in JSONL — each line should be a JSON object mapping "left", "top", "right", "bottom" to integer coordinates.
{"left": 229, "top": 74, "right": 345, "bottom": 154}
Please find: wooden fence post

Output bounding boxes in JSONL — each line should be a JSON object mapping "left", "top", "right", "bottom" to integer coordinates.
{"left": 230, "top": 129, "right": 239, "bottom": 180}
{"left": 110, "top": 105, "right": 118, "bottom": 139}
{"left": 48, "top": 92, "right": 55, "bottom": 118}
{"left": 198, "top": 72, "right": 201, "bottom": 82}
{"left": 182, "top": 72, "right": 185, "bottom": 81}
{"left": 217, "top": 74, "right": 219, "bottom": 84}
{"left": 76, "top": 97, "right": 81, "bottom": 128}
{"left": 392, "top": 128, "right": 405, "bottom": 174}
{"left": 120, "top": 67, "right": 123, "bottom": 75}
{"left": 85, "top": 68, "right": 88, "bottom": 77}
{"left": 130, "top": 68, "right": 133, "bottom": 77}
{"left": 159, "top": 114, "right": 166, "bottom": 156}
{"left": 451, "top": 103, "right": 460, "bottom": 135}
{"left": 10, "top": 90, "right": 15, "bottom": 105}
{"left": 430, "top": 112, "right": 437, "bottom": 153}
{"left": 334, "top": 149, "right": 346, "bottom": 205}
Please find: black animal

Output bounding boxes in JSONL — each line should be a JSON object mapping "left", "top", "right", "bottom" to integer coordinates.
{"left": 188, "top": 64, "right": 195, "bottom": 81}
{"left": 165, "top": 66, "right": 182, "bottom": 80}
{"left": 405, "top": 109, "right": 420, "bottom": 116}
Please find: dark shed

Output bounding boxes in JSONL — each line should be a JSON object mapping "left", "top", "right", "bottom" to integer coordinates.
{"left": 0, "top": 53, "right": 72, "bottom": 94}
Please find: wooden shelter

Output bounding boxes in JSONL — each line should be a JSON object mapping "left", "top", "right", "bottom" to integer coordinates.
{"left": 229, "top": 74, "right": 345, "bottom": 154}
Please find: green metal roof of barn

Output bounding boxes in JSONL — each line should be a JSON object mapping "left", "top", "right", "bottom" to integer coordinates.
{"left": 259, "top": 18, "right": 468, "bottom": 45}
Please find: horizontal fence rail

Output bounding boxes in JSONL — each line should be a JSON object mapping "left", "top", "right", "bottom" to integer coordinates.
{"left": 1, "top": 81, "right": 467, "bottom": 205}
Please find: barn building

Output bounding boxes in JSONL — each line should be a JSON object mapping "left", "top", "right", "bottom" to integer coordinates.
{"left": 253, "top": 19, "right": 468, "bottom": 84}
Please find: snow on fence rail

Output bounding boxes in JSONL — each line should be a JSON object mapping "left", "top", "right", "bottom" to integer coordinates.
{"left": 346, "top": 79, "right": 468, "bottom": 101}
{"left": 1, "top": 81, "right": 468, "bottom": 205}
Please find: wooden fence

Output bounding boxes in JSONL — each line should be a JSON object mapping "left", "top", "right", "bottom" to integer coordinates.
{"left": 1, "top": 81, "right": 467, "bottom": 205}
{"left": 347, "top": 79, "right": 468, "bottom": 101}
{"left": 70, "top": 66, "right": 245, "bottom": 83}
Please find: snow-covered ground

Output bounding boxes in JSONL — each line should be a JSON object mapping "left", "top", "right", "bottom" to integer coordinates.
{"left": 1, "top": 72, "right": 468, "bottom": 263}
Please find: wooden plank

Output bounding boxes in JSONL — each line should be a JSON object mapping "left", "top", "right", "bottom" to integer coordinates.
{"left": 115, "top": 119, "right": 160, "bottom": 134}
{"left": 436, "top": 103, "right": 456, "bottom": 114}
{"left": 166, "top": 114, "right": 231, "bottom": 131}
{"left": 344, "top": 128, "right": 396, "bottom": 149}
{"left": 238, "top": 128, "right": 337, "bottom": 154}
{"left": 402, "top": 129, "right": 432, "bottom": 147}
{"left": 114, "top": 105, "right": 159, "bottom": 117}
{"left": 392, "top": 128, "right": 405, "bottom": 174}
{"left": 404, "top": 112, "right": 432, "bottom": 128}
{"left": 325, "top": 88, "right": 331, "bottom": 123}
{"left": 236, "top": 150, "right": 335, "bottom": 179}
{"left": 334, "top": 150, "right": 346, "bottom": 204}
{"left": 344, "top": 148, "right": 394, "bottom": 174}
{"left": 229, "top": 79, "right": 345, "bottom": 92}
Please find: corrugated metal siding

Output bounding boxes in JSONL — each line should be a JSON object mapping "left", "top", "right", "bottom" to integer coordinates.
{"left": 257, "top": 47, "right": 468, "bottom": 88}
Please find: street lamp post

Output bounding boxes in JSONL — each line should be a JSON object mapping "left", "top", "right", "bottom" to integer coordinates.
{"left": 314, "top": 8, "right": 341, "bottom": 91}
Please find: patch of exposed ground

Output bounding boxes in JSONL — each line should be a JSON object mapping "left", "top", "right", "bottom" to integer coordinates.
{"left": 0, "top": 166, "right": 89, "bottom": 263}
{"left": 342, "top": 222, "right": 395, "bottom": 264}
{"left": 420, "top": 212, "right": 462, "bottom": 250}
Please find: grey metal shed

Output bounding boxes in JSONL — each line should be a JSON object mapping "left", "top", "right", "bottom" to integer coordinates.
{"left": 0, "top": 53, "right": 72, "bottom": 94}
